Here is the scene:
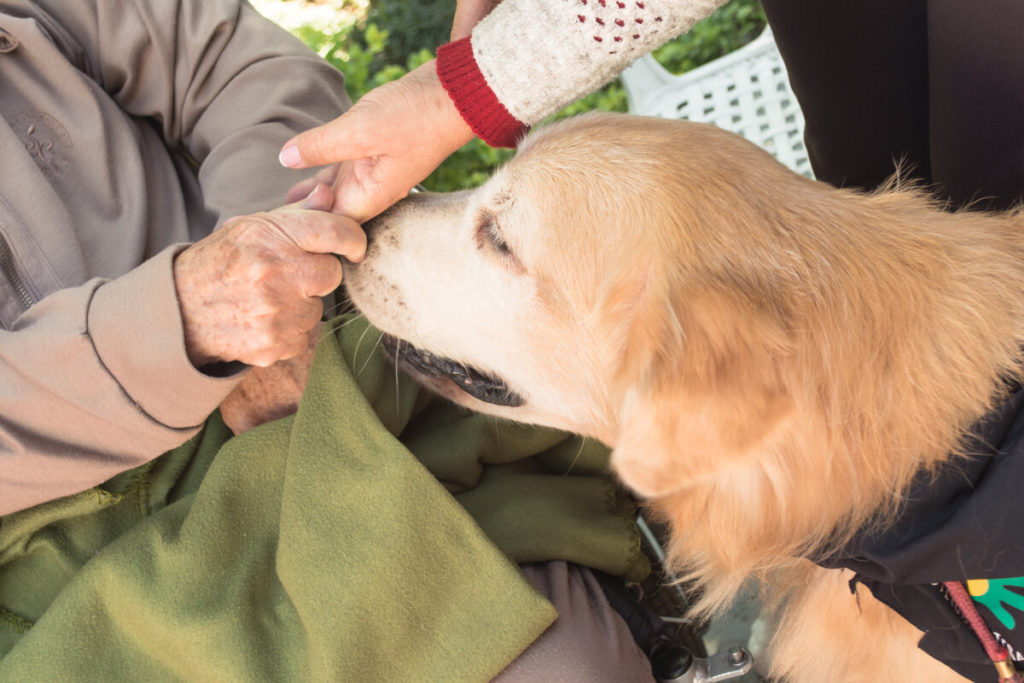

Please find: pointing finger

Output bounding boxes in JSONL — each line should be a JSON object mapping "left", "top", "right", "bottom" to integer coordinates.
{"left": 280, "top": 108, "right": 376, "bottom": 169}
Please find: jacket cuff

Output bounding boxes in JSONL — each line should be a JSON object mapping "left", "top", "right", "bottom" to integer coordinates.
{"left": 436, "top": 37, "right": 527, "bottom": 148}
{"left": 87, "top": 244, "right": 243, "bottom": 430}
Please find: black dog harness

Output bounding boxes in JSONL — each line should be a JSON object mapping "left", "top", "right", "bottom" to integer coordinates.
{"left": 820, "top": 387, "right": 1024, "bottom": 682}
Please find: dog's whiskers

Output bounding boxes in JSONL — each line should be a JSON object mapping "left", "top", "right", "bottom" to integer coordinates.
{"left": 350, "top": 319, "right": 376, "bottom": 369}
{"left": 356, "top": 330, "right": 386, "bottom": 377}
{"left": 321, "top": 297, "right": 352, "bottom": 321}
{"left": 320, "top": 312, "right": 367, "bottom": 344}
{"left": 564, "top": 437, "right": 588, "bottom": 476}
{"left": 492, "top": 416, "right": 502, "bottom": 452}
{"left": 336, "top": 312, "right": 367, "bottom": 331}
{"left": 394, "top": 338, "right": 404, "bottom": 417}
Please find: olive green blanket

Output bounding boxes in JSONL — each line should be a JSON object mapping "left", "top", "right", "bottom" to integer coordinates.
{"left": 0, "top": 314, "right": 647, "bottom": 681}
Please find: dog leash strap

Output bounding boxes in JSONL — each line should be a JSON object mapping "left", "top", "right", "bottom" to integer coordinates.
{"left": 943, "top": 580, "right": 1024, "bottom": 682}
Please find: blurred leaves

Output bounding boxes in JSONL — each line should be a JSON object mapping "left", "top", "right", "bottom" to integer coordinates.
{"left": 652, "top": 0, "right": 766, "bottom": 74}
{"left": 281, "top": 0, "right": 765, "bottom": 191}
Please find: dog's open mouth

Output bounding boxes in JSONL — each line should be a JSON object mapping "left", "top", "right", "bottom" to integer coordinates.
{"left": 380, "top": 334, "right": 525, "bottom": 408}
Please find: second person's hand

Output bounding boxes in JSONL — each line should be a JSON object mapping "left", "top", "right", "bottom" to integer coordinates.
{"left": 278, "top": 60, "right": 474, "bottom": 223}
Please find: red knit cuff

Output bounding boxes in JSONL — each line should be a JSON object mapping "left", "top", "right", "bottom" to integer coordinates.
{"left": 436, "top": 37, "right": 527, "bottom": 148}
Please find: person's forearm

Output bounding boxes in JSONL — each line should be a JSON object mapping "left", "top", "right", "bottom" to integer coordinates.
{"left": 0, "top": 247, "right": 239, "bottom": 515}
{"left": 437, "top": 0, "right": 727, "bottom": 147}
{"left": 170, "top": 0, "right": 353, "bottom": 221}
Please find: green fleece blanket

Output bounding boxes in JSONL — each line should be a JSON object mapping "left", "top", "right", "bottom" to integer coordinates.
{"left": 0, "top": 314, "right": 647, "bottom": 681}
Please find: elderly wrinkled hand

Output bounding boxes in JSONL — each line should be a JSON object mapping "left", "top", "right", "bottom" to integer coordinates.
{"left": 173, "top": 184, "right": 364, "bottom": 368}
{"left": 278, "top": 61, "right": 474, "bottom": 223}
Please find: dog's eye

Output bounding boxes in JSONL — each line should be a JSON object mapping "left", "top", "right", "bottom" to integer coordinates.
{"left": 474, "top": 211, "right": 524, "bottom": 272}
{"left": 477, "top": 217, "right": 512, "bottom": 257}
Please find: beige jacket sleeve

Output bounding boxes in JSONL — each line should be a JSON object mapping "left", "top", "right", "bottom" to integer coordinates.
{"left": 0, "top": 0, "right": 349, "bottom": 514}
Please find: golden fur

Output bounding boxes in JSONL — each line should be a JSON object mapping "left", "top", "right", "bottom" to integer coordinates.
{"left": 344, "top": 112, "right": 1024, "bottom": 682}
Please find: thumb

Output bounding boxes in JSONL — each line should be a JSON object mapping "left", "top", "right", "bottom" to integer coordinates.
{"left": 285, "top": 165, "right": 342, "bottom": 204}
{"left": 269, "top": 205, "right": 367, "bottom": 262}
{"left": 298, "top": 182, "right": 335, "bottom": 212}
{"left": 332, "top": 158, "right": 419, "bottom": 223}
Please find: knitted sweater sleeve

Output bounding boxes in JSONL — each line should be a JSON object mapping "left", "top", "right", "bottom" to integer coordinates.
{"left": 437, "top": 0, "right": 727, "bottom": 147}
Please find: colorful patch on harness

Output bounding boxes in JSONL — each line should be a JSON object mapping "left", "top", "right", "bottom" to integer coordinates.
{"left": 968, "top": 578, "right": 1024, "bottom": 631}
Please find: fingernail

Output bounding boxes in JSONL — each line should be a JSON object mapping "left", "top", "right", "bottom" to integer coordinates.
{"left": 303, "top": 183, "right": 334, "bottom": 211}
{"left": 279, "top": 145, "right": 302, "bottom": 168}
{"left": 302, "top": 183, "right": 322, "bottom": 206}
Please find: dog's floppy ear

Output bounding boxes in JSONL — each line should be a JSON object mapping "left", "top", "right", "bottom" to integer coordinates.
{"left": 610, "top": 283, "right": 796, "bottom": 498}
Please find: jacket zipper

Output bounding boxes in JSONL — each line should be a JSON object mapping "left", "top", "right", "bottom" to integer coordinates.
{"left": 0, "top": 230, "right": 34, "bottom": 311}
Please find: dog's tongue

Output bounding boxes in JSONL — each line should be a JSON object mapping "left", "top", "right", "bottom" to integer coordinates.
{"left": 380, "top": 335, "right": 525, "bottom": 407}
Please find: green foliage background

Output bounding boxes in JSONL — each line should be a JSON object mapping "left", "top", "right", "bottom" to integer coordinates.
{"left": 291, "top": 0, "right": 765, "bottom": 191}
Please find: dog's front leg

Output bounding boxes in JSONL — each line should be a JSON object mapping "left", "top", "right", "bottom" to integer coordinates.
{"left": 768, "top": 565, "right": 968, "bottom": 683}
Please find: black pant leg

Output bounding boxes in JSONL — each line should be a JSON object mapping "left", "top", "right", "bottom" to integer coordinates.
{"left": 928, "top": 0, "right": 1024, "bottom": 210}
{"left": 761, "top": 0, "right": 1024, "bottom": 210}
{"left": 759, "top": 0, "right": 930, "bottom": 193}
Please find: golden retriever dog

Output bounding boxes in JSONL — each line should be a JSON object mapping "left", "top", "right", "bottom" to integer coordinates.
{"left": 342, "top": 112, "right": 1024, "bottom": 682}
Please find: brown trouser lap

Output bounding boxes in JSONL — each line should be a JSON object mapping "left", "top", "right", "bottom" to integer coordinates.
{"left": 495, "top": 562, "right": 656, "bottom": 683}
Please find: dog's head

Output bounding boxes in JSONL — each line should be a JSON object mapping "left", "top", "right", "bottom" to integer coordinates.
{"left": 345, "top": 113, "right": 812, "bottom": 497}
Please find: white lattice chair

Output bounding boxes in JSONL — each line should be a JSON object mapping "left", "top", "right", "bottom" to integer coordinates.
{"left": 620, "top": 27, "right": 812, "bottom": 178}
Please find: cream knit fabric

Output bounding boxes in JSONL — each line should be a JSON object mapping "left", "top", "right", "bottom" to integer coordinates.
{"left": 470, "top": 0, "right": 727, "bottom": 125}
